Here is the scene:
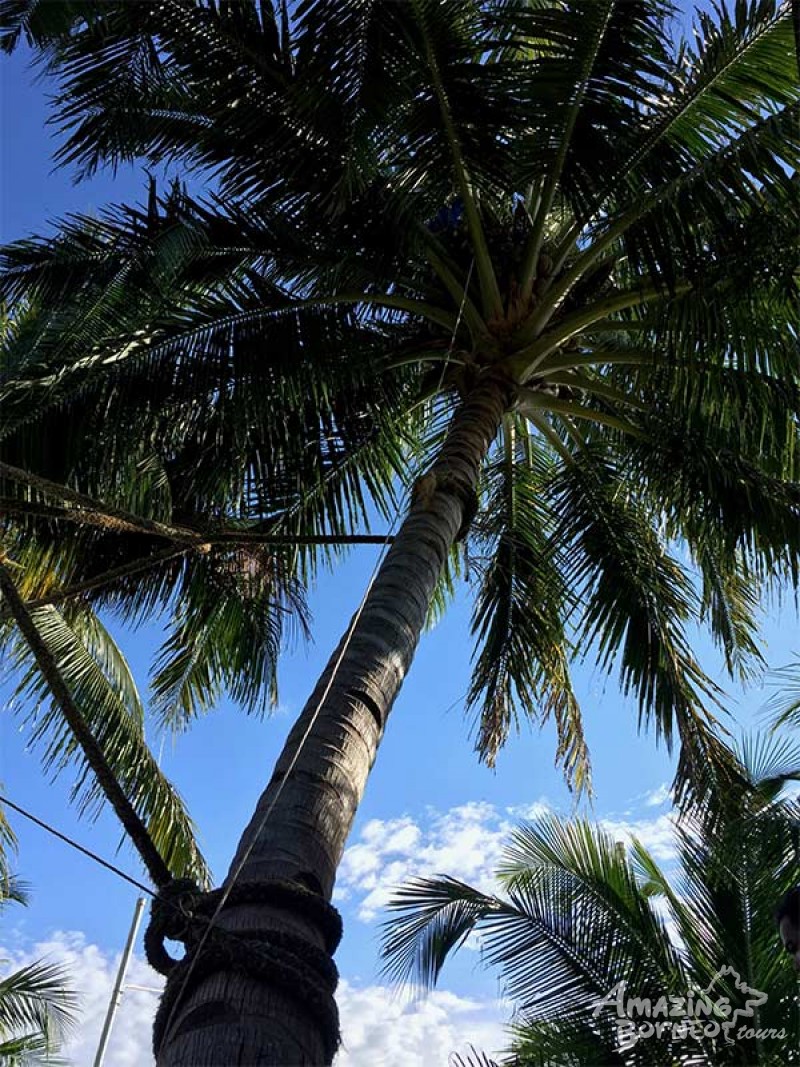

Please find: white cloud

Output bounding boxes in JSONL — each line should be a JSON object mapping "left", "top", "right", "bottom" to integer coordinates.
{"left": 335, "top": 981, "right": 507, "bottom": 1067}
{"left": 599, "top": 812, "right": 677, "bottom": 862}
{"left": 0, "top": 932, "right": 507, "bottom": 1067}
{"left": 336, "top": 802, "right": 513, "bottom": 922}
{"left": 643, "top": 783, "right": 671, "bottom": 807}
{"left": 506, "top": 797, "right": 553, "bottom": 821}
{"left": 337, "top": 797, "right": 680, "bottom": 925}
{"left": 0, "top": 929, "right": 161, "bottom": 1066}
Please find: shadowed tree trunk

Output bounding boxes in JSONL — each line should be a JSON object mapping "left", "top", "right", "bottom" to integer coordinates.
{"left": 156, "top": 374, "right": 514, "bottom": 1065}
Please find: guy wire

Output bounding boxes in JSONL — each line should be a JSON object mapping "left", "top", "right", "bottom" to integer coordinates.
{"left": 0, "top": 792, "right": 154, "bottom": 897}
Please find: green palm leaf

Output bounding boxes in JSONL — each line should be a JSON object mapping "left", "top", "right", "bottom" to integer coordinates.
{"left": 2, "top": 601, "right": 209, "bottom": 884}
{"left": 764, "top": 656, "right": 800, "bottom": 731}
{"left": 382, "top": 737, "right": 800, "bottom": 1066}
{"left": 381, "top": 875, "right": 500, "bottom": 990}
{"left": 0, "top": 960, "right": 77, "bottom": 1050}
{"left": 550, "top": 445, "right": 735, "bottom": 789}
{"left": 468, "top": 416, "right": 588, "bottom": 790}
{"left": 151, "top": 545, "right": 308, "bottom": 730}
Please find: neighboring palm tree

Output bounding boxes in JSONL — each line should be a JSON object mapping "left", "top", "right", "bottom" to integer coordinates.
{"left": 0, "top": 568, "right": 210, "bottom": 890}
{"left": 382, "top": 735, "right": 800, "bottom": 1066}
{"left": 1, "top": 1, "right": 799, "bottom": 1061}
{"left": 0, "top": 876, "right": 78, "bottom": 1066}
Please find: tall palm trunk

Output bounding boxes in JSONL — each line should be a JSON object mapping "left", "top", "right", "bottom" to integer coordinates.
{"left": 156, "top": 373, "right": 513, "bottom": 1066}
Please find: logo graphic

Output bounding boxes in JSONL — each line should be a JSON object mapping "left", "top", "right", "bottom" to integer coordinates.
{"left": 591, "top": 967, "right": 784, "bottom": 1050}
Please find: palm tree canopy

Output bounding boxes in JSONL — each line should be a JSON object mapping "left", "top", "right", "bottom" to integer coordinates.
{"left": 1, "top": 0, "right": 799, "bottom": 804}
{"left": 381, "top": 733, "right": 800, "bottom": 1065}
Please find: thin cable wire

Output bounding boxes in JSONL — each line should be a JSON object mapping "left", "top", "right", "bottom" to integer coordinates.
{"left": 0, "top": 793, "right": 154, "bottom": 897}
{"left": 439, "top": 258, "right": 474, "bottom": 388}
{"left": 160, "top": 258, "right": 478, "bottom": 1047}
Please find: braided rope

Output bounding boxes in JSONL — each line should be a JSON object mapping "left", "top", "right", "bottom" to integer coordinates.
{"left": 146, "top": 879, "right": 343, "bottom": 1060}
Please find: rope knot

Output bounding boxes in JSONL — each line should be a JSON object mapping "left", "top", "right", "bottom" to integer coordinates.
{"left": 148, "top": 878, "right": 343, "bottom": 1060}
{"left": 144, "top": 878, "right": 202, "bottom": 976}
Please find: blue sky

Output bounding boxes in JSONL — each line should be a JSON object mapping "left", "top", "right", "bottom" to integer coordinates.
{"left": 1, "top": 18, "right": 798, "bottom": 1065}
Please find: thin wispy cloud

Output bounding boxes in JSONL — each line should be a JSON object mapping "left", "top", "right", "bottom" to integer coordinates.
{"left": 643, "top": 783, "right": 671, "bottom": 807}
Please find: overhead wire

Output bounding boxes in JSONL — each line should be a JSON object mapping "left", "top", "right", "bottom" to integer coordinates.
{"left": 0, "top": 792, "right": 155, "bottom": 897}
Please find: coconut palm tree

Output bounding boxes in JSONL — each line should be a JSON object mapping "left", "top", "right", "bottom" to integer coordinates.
{"left": 0, "top": 876, "right": 78, "bottom": 1066}
{"left": 382, "top": 734, "right": 800, "bottom": 1066}
{"left": 1, "top": 0, "right": 799, "bottom": 1061}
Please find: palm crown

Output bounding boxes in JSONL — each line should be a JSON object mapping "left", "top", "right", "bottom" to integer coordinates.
{"left": 2, "top": 1, "right": 798, "bottom": 797}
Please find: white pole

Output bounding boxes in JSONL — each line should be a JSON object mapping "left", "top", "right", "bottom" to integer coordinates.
{"left": 93, "top": 896, "right": 147, "bottom": 1067}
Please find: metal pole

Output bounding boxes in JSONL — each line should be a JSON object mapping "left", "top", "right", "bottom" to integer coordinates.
{"left": 93, "top": 896, "right": 147, "bottom": 1067}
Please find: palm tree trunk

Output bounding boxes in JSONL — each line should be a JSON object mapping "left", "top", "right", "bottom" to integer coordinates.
{"left": 155, "top": 373, "right": 514, "bottom": 1066}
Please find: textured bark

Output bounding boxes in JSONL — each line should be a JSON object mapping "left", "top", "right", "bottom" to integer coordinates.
{"left": 156, "top": 374, "right": 513, "bottom": 1066}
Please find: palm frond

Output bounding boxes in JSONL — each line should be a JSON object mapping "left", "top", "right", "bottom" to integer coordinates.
{"left": 0, "top": 874, "right": 27, "bottom": 909}
{"left": 448, "top": 1047, "right": 500, "bottom": 1067}
{"left": 764, "top": 656, "right": 800, "bottom": 732}
{"left": 0, "top": 808, "right": 16, "bottom": 891}
{"left": 2, "top": 599, "right": 209, "bottom": 884}
{"left": 494, "top": 817, "right": 683, "bottom": 1009}
{"left": 151, "top": 545, "right": 308, "bottom": 731}
{"left": 630, "top": 399, "right": 800, "bottom": 586}
{"left": 467, "top": 418, "right": 588, "bottom": 790}
{"left": 380, "top": 875, "right": 498, "bottom": 990}
{"left": 550, "top": 447, "right": 729, "bottom": 785}
{"left": 0, "top": 960, "right": 78, "bottom": 1048}
{"left": 697, "top": 550, "right": 765, "bottom": 682}
{"left": 0, "top": 0, "right": 93, "bottom": 53}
